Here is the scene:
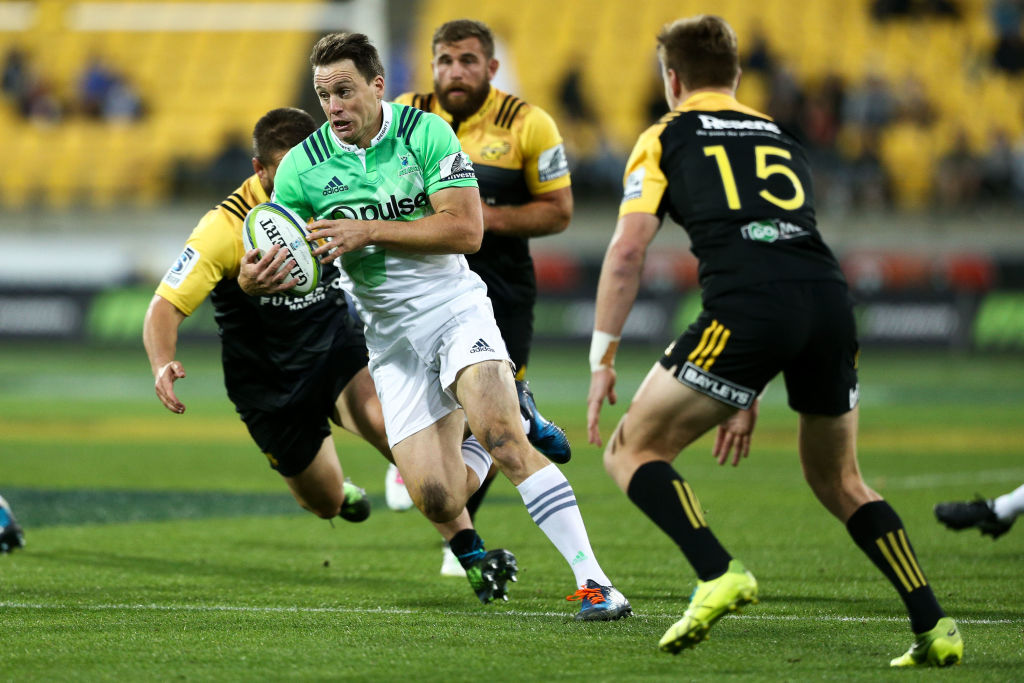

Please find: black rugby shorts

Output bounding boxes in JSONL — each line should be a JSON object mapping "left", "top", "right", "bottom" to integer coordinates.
{"left": 659, "top": 280, "right": 859, "bottom": 416}
{"left": 240, "top": 339, "right": 369, "bottom": 477}
{"left": 491, "top": 301, "right": 533, "bottom": 378}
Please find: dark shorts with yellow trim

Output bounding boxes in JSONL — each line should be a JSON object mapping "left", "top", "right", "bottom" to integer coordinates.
{"left": 659, "top": 280, "right": 859, "bottom": 416}
{"left": 238, "top": 341, "right": 369, "bottom": 478}
{"left": 492, "top": 300, "right": 533, "bottom": 378}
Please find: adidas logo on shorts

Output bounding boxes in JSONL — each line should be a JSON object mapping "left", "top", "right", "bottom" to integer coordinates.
{"left": 469, "top": 338, "right": 493, "bottom": 353}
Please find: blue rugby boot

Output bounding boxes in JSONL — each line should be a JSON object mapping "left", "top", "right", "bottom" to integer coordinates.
{"left": 516, "top": 379, "right": 571, "bottom": 464}
{"left": 567, "top": 580, "right": 632, "bottom": 621}
{"left": 0, "top": 495, "right": 25, "bottom": 553}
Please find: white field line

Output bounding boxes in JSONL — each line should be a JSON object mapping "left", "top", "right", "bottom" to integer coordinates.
{"left": 876, "top": 467, "right": 1024, "bottom": 490}
{"left": 0, "top": 602, "right": 1015, "bottom": 625}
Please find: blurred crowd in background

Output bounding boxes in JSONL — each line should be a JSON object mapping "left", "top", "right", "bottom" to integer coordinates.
{"left": 2, "top": 0, "right": 1024, "bottom": 212}
{"left": 2, "top": 47, "right": 143, "bottom": 123}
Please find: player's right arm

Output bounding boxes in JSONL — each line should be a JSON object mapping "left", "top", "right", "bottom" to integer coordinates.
{"left": 586, "top": 124, "right": 666, "bottom": 446}
{"left": 144, "top": 206, "right": 243, "bottom": 413}
{"left": 585, "top": 211, "right": 660, "bottom": 446}
{"left": 143, "top": 295, "right": 188, "bottom": 413}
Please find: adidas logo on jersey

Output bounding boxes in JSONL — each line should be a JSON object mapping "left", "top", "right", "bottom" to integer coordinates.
{"left": 469, "top": 338, "right": 493, "bottom": 354}
{"left": 322, "top": 176, "right": 350, "bottom": 196}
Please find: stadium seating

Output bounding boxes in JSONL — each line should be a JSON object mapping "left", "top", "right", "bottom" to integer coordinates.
{"left": 0, "top": 0, "right": 315, "bottom": 208}
{"left": 412, "top": 0, "right": 1022, "bottom": 208}
{"left": 0, "top": 0, "right": 1021, "bottom": 208}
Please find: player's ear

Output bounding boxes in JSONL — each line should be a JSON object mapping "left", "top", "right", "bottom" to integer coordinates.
{"left": 487, "top": 58, "right": 499, "bottom": 80}
{"left": 667, "top": 68, "right": 677, "bottom": 96}
{"left": 666, "top": 68, "right": 683, "bottom": 100}
{"left": 253, "top": 157, "right": 273, "bottom": 192}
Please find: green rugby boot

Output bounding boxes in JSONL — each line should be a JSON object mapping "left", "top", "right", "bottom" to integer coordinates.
{"left": 890, "top": 617, "right": 962, "bottom": 667}
{"left": 466, "top": 549, "right": 518, "bottom": 604}
{"left": 339, "top": 480, "right": 371, "bottom": 523}
{"left": 659, "top": 559, "right": 758, "bottom": 654}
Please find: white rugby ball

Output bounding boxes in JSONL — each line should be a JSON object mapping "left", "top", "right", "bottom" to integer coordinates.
{"left": 242, "top": 202, "right": 321, "bottom": 297}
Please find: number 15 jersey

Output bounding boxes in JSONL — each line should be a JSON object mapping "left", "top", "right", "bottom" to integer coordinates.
{"left": 620, "top": 91, "right": 845, "bottom": 303}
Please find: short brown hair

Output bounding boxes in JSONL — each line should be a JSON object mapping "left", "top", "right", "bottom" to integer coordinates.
{"left": 431, "top": 19, "right": 495, "bottom": 60}
{"left": 656, "top": 15, "right": 739, "bottom": 91}
{"left": 309, "top": 32, "right": 385, "bottom": 83}
{"left": 252, "top": 107, "right": 316, "bottom": 164}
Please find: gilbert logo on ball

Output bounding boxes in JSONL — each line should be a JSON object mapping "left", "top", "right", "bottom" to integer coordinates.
{"left": 242, "top": 202, "right": 322, "bottom": 296}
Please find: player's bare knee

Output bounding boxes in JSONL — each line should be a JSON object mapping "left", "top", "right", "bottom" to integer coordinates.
{"left": 481, "top": 427, "right": 525, "bottom": 467}
{"left": 417, "top": 480, "right": 461, "bottom": 522}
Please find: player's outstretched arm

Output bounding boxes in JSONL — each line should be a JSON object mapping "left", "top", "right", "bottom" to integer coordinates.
{"left": 712, "top": 399, "right": 759, "bottom": 467}
{"left": 238, "top": 244, "right": 299, "bottom": 296}
{"left": 587, "top": 212, "right": 660, "bottom": 446}
{"left": 308, "top": 186, "right": 483, "bottom": 263}
{"left": 143, "top": 295, "right": 188, "bottom": 414}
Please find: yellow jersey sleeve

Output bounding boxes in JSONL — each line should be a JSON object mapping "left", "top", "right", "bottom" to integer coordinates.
{"left": 618, "top": 122, "right": 668, "bottom": 218}
{"left": 517, "top": 105, "right": 571, "bottom": 195}
{"left": 393, "top": 92, "right": 415, "bottom": 107}
{"left": 155, "top": 206, "right": 245, "bottom": 316}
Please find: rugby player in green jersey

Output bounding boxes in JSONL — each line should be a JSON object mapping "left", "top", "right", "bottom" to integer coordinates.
{"left": 145, "top": 107, "right": 516, "bottom": 605}
{"left": 270, "top": 32, "right": 630, "bottom": 619}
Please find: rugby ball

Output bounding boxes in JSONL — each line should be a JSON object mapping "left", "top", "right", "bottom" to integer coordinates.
{"left": 242, "top": 202, "right": 321, "bottom": 297}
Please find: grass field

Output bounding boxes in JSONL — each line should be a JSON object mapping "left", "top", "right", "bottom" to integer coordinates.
{"left": 0, "top": 342, "right": 1022, "bottom": 681}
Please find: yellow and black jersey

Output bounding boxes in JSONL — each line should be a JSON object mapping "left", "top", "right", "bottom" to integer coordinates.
{"left": 155, "top": 174, "right": 349, "bottom": 412}
{"left": 621, "top": 92, "right": 844, "bottom": 302}
{"left": 396, "top": 87, "right": 570, "bottom": 308}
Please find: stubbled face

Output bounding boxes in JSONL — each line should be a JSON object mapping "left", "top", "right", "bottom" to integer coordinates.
{"left": 255, "top": 149, "right": 287, "bottom": 195}
{"left": 314, "top": 59, "right": 384, "bottom": 148}
{"left": 432, "top": 37, "right": 497, "bottom": 119}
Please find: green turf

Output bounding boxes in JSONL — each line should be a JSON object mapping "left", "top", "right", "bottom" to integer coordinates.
{"left": 1, "top": 343, "right": 1022, "bottom": 681}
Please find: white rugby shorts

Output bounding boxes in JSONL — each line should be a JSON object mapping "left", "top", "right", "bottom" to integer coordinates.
{"left": 367, "top": 289, "right": 512, "bottom": 447}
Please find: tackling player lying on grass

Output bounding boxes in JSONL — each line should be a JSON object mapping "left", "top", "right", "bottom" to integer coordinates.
{"left": 0, "top": 494, "right": 25, "bottom": 553}
{"left": 585, "top": 14, "right": 961, "bottom": 665}
{"left": 268, "top": 32, "right": 630, "bottom": 620}
{"left": 143, "top": 106, "right": 516, "bottom": 605}
{"left": 389, "top": 18, "right": 574, "bottom": 578}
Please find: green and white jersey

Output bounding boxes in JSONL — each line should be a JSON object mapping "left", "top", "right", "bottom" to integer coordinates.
{"left": 272, "top": 101, "right": 480, "bottom": 338}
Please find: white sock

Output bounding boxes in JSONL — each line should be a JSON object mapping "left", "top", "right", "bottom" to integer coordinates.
{"left": 992, "top": 483, "right": 1024, "bottom": 521}
{"left": 515, "top": 463, "right": 611, "bottom": 588}
{"left": 521, "top": 413, "right": 531, "bottom": 435}
{"left": 461, "top": 436, "right": 492, "bottom": 494}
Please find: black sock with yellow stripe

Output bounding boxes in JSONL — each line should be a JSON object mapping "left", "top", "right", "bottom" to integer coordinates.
{"left": 846, "top": 501, "right": 945, "bottom": 633}
{"left": 627, "top": 461, "right": 731, "bottom": 581}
